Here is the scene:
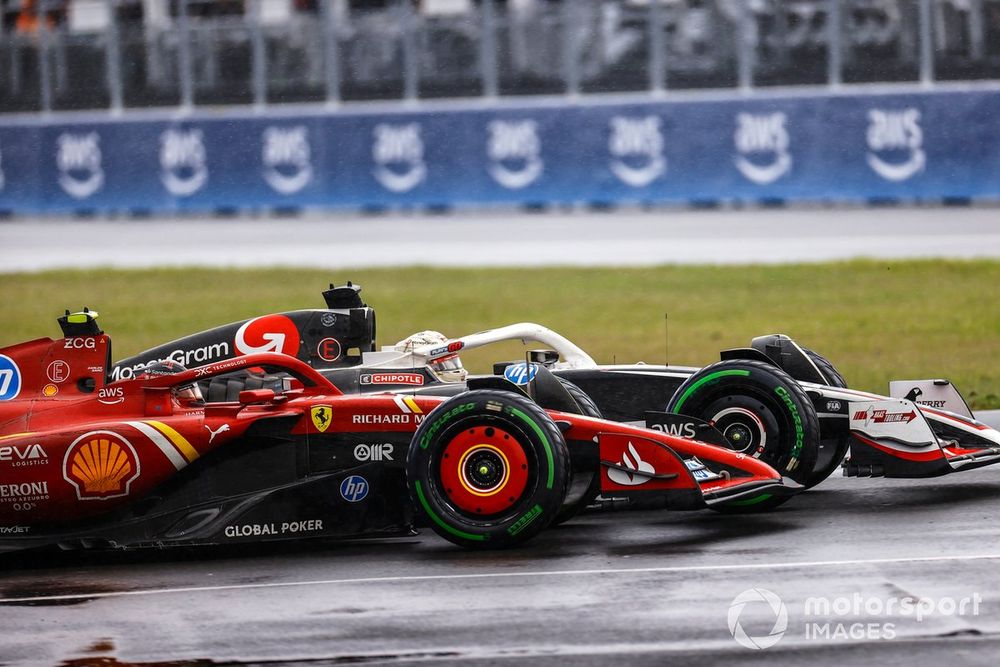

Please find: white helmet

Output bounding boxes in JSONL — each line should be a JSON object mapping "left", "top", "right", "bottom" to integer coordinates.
{"left": 396, "top": 330, "right": 468, "bottom": 383}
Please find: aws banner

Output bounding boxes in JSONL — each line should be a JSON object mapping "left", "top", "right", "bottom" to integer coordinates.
{"left": 0, "top": 88, "right": 997, "bottom": 213}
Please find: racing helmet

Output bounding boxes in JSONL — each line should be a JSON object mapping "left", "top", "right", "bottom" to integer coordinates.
{"left": 396, "top": 330, "right": 468, "bottom": 383}
{"left": 139, "top": 359, "right": 204, "bottom": 404}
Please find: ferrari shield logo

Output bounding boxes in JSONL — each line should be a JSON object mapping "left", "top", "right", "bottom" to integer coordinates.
{"left": 311, "top": 405, "right": 332, "bottom": 433}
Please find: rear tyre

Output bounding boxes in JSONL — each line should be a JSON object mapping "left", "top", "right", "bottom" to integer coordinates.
{"left": 802, "top": 348, "right": 851, "bottom": 488}
{"left": 804, "top": 348, "right": 848, "bottom": 389}
{"left": 552, "top": 377, "right": 603, "bottom": 525}
{"left": 666, "top": 359, "right": 820, "bottom": 512}
{"left": 407, "top": 390, "right": 570, "bottom": 549}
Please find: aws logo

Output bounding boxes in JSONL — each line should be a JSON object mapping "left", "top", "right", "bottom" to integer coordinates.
{"left": 487, "top": 120, "right": 543, "bottom": 190}
{"left": 608, "top": 116, "right": 666, "bottom": 188}
{"left": 160, "top": 128, "right": 208, "bottom": 196}
{"left": 866, "top": 108, "right": 925, "bottom": 182}
{"left": 56, "top": 132, "right": 104, "bottom": 199}
{"left": 649, "top": 421, "right": 697, "bottom": 439}
{"left": 734, "top": 112, "right": 792, "bottom": 185}
{"left": 262, "top": 126, "right": 313, "bottom": 195}
{"left": 372, "top": 123, "right": 426, "bottom": 193}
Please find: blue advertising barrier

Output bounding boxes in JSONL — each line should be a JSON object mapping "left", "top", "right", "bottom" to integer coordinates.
{"left": 0, "top": 88, "right": 998, "bottom": 214}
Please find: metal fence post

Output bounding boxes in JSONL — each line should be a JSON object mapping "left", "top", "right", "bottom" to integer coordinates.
{"left": 250, "top": 0, "right": 267, "bottom": 109}
{"left": 38, "top": 5, "right": 53, "bottom": 112}
{"left": 737, "top": 1, "right": 755, "bottom": 92}
{"left": 648, "top": 0, "right": 665, "bottom": 94}
{"left": 321, "top": 0, "right": 342, "bottom": 105}
{"left": 401, "top": 0, "right": 419, "bottom": 101}
{"left": 105, "top": 0, "right": 124, "bottom": 113}
{"left": 562, "top": 0, "right": 580, "bottom": 96}
{"left": 178, "top": 0, "right": 194, "bottom": 110}
{"left": 918, "top": 0, "right": 935, "bottom": 85}
{"left": 480, "top": 0, "right": 499, "bottom": 98}
{"left": 968, "top": 0, "right": 985, "bottom": 61}
{"left": 827, "top": 0, "right": 842, "bottom": 87}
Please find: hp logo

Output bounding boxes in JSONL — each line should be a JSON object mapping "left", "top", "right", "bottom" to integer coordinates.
{"left": 340, "top": 475, "right": 369, "bottom": 503}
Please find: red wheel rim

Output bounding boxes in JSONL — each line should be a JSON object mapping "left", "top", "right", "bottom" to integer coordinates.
{"left": 439, "top": 425, "right": 530, "bottom": 515}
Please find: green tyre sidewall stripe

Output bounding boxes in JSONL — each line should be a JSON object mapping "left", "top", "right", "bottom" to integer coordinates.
{"left": 511, "top": 407, "right": 555, "bottom": 490}
{"left": 414, "top": 480, "right": 486, "bottom": 542}
{"left": 673, "top": 369, "right": 751, "bottom": 412}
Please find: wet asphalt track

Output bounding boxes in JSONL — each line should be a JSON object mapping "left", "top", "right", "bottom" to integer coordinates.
{"left": 3, "top": 464, "right": 1000, "bottom": 666}
{"left": 5, "top": 208, "right": 1000, "bottom": 665}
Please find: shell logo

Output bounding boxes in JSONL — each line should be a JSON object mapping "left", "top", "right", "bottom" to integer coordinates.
{"left": 63, "top": 431, "right": 140, "bottom": 501}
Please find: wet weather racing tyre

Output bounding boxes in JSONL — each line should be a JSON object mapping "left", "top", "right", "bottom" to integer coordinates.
{"left": 802, "top": 348, "right": 851, "bottom": 489}
{"left": 407, "top": 389, "right": 570, "bottom": 549}
{"left": 553, "top": 377, "right": 603, "bottom": 525}
{"left": 666, "top": 359, "right": 820, "bottom": 511}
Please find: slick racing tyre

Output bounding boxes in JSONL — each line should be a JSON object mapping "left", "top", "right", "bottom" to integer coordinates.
{"left": 804, "top": 348, "right": 848, "bottom": 389}
{"left": 802, "top": 348, "right": 851, "bottom": 489}
{"left": 666, "top": 359, "right": 820, "bottom": 512}
{"left": 552, "top": 377, "right": 603, "bottom": 525}
{"left": 407, "top": 390, "right": 570, "bottom": 549}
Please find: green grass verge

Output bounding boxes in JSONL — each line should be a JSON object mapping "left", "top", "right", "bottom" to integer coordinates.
{"left": 3, "top": 260, "right": 999, "bottom": 408}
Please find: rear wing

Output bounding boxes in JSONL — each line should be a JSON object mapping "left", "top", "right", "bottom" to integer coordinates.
{"left": 0, "top": 310, "right": 110, "bottom": 405}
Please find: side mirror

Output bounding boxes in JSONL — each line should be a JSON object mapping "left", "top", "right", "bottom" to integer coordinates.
{"left": 239, "top": 389, "right": 275, "bottom": 405}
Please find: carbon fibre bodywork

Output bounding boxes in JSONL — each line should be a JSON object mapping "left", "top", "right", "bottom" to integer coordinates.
{"left": 0, "top": 310, "right": 798, "bottom": 552}
{"left": 109, "top": 285, "right": 1000, "bottom": 484}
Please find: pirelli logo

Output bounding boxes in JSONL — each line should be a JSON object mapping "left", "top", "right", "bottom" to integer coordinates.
{"left": 125, "top": 421, "right": 200, "bottom": 471}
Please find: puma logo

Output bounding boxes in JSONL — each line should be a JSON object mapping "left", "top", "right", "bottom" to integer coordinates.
{"left": 205, "top": 423, "right": 231, "bottom": 443}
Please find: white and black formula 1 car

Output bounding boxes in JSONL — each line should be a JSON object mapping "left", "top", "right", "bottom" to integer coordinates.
{"left": 111, "top": 283, "right": 1000, "bottom": 513}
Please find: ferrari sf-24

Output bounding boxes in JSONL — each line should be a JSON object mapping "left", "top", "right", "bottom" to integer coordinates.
{"left": 0, "top": 310, "right": 800, "bottom": 552}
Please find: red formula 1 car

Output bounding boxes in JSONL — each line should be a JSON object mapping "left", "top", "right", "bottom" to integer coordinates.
{"left": 0, "top": 311, "right": 800, "bottom": 552}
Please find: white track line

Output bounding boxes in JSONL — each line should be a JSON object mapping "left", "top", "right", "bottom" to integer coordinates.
{"left": 3, "top": 552, "right": 999, "bottom": 605}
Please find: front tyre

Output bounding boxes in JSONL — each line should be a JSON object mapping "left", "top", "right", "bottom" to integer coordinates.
{"left": 666, "top": 359, "right": 820, "bottom": 511}
{"left": 407, "top": 390, "right": 570, "bottom": 549}
{"left": 802, "top": 347, "right": 851, "bottom": 488}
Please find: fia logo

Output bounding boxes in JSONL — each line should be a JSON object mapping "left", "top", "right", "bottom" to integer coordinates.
{"left": 56, "top": 132, "right": 104, "bottom": 199}
{"left": 608, "top": 116, "right": 666, "bottom": 188}
{"left": 160, "top": 128, "right": 208, "bottom": 196}
{"left": 262, "top": 126, "right": 313, "bottom": 195}
{"left": 608, "top": 441, "right": 655, "bottom": 486}
{"left": 734, "top": 112, "right": 792, "bottom": 185}
{"left": 866, "top": 109, "right": 925, "bottom": 182}
{"left": 372, "top": 123, "right": 426, "bottom": 193}
{"left": 487, "top": 120, "right": 543, "bottom": 190}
